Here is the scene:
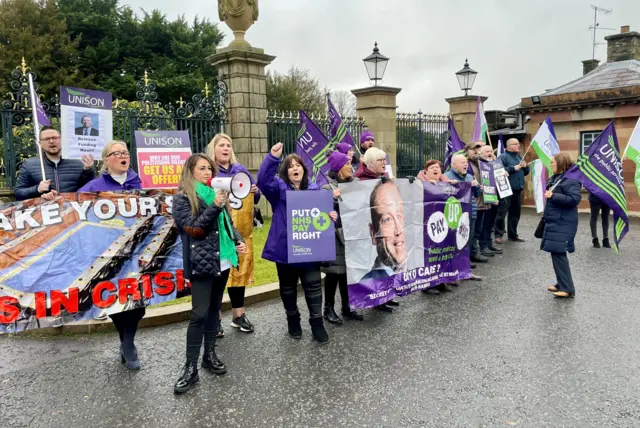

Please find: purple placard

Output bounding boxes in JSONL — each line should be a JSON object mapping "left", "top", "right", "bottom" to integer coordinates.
{"left": 135, "top": 130, "right": 191, "bottom": 149}
{"left": 60, "top": 87, "right": 112, "bottom": 110}
{"left": 479, "top": 160, "right": 499, "bottom": 204}
{"left": 286, "top": 190, "right": 336, "bottom": 263}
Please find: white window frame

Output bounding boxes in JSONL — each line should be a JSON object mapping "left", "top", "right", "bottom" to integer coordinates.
{"left": 580, "top": 131, "right": 601, "bottom": 154}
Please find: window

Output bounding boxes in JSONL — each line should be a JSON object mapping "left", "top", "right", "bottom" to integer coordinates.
{"left": 580, "top": 131, "right": 601, "bottom": 154}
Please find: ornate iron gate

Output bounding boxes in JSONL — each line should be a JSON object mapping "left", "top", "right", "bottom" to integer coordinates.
{"left": 396, "top": 111, "right": 448, "bottom": 178}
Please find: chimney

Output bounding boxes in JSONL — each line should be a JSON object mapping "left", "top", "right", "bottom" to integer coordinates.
{"left": 582, "top": 59, "right": 600, "bottom": 75}
{"left": 605, "top": 25, "right": 640, "bottom": 62}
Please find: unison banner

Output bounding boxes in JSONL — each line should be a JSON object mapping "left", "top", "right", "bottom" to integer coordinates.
{"left": 339, "top": 179, "right": 472, "bottom": 310}
{"left": 0, "top": 191, "right": 187, "bottom": 333}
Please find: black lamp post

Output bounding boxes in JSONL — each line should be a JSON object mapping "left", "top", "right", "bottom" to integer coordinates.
{"left": 455, "top": 59, "right": 478, "bottom": 96}
{"left": 363, "top": 42, "right": 389, "bottom": 86}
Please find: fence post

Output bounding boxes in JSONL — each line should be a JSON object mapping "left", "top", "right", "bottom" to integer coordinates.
{"left": 417, "top": 110, "right": 424, "bottom": 171}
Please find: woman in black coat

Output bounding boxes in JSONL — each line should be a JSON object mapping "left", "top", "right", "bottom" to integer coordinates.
{"left": 542, "top": 152, "right": 582, "bottom": 298}
{"left": 171, "top": 153, "right": 246, "bottom": 394}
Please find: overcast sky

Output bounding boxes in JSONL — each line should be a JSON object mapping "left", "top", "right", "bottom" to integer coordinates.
{"left": 124, "top": 0, "right": 640, "bottom": 113}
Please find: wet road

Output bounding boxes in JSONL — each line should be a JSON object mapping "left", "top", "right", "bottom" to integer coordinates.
{"left": 2, "top": 212, "right": 640, "bottom": 427}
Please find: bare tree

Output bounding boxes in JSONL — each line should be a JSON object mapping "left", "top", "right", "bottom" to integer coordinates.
{"left": 329, "top": 89, "right": 357, "bottom": 118}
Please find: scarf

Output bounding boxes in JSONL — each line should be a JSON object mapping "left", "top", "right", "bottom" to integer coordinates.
{"left": 195, "top": 182, "right": 238, "bottom": 267}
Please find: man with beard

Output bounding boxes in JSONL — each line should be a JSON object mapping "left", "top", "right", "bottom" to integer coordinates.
{"left": 360, "top": 180, "right": 407, "bottom": 281}
{"left": 15, "top": 126, "right": 95, "bottom": 201}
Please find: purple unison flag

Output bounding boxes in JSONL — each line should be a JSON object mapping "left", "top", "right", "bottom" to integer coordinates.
{"left": 296, "top": 110, "right": 331, "bottom": 187}
{"left": 327, "top": 96, "right": 356, "bottom": 148}
{"left": 35, "top": 98, "right": 51, "bottom": 127}
{"left": 444, "top": 117, "right": 465, "bottom": 171}
{"left": 565, "top": 121, "right": 628, "bottom": 251}
{"left": 286, "top": 190, "right": 336, "bottom": 263}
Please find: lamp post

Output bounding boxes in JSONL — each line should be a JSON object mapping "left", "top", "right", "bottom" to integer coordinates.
{"left": 363, "top": 42, "right": 389, "bottom": 86}
{"left": 455, "top": 59, "right": 478, "bottom": 96}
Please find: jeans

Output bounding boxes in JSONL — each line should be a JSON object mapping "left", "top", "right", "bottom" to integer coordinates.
{"left": 551, "top": 252, "right": 575, "bottom": 294}
{"left": 186, "top": 270, "right": 230, "bottom": 362}
{"left": 474, "top": 210, "right": 488, "bottom": 253}
{"left": 110, "top": 307, "right": 146, "bottom": 344}
{"left": 276, "top": 263, "right": 323, "bottom": 320}
{"left": 589, "top": 200, "right": 610, "bottom": 239}
{"left": 324, "top": 273, "right": 349, "bottom": 310}
{"left": 480, "top": 205, "right": 499, "bottom": 249}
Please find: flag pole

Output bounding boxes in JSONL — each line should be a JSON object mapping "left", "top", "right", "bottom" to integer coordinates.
{"left": 621, "top": 118, "right": 640, "bottom": 162}
{"left": 27, "top": 72, "right": 46, "bottom": 180}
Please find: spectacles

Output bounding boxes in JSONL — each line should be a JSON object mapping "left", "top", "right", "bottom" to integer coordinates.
{"left": 376, "top": 158, "right": 386, "bottom": 163}
{"left": 107, "top": 151, "right": 130, "bottom": 158}
{"left": 41, "top": 136, "right": 60, "bottom": 143}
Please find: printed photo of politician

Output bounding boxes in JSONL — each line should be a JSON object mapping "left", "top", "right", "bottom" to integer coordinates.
{"left": 75, "top": 112, "right": 100, "bottom": 137}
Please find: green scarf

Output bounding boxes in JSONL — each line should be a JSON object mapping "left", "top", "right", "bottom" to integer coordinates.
{"left": 195, "top": 181, "right": 238, "bottom": 268}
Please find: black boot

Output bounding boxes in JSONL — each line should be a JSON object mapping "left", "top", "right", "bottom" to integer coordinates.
{"left": 323, "top": 306, "right": 343, "bottom": 325}
{"left": 602, "top": 238, "right": 611, "bottom": 248}
{"left": 592, "top": 238, "right": 601, "bottom": 248}
{"left": 202, "top": 344, "right": 226, "bottom": 375}
{"left": 341, "top": 306, "right": 364, "bottom": 321}
{"left": 174, "top": 361, "right": 199, "bottom": 394}
{"left": 287, "top": 312, "right": 302, "bottom": 339}
{"left": 310, "top": 318, "right": 329, "bottom": 343}
{"left": 121, "top": 325, "right": 140, "bottom": 370}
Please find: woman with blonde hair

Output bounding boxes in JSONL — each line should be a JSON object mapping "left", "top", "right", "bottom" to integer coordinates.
{"left": 207, "top": 133, "right": 261, "bottom": 335}
{"left": 79, "top": 140, "right": 143, "bottom": 370}
{"left": 172, "top": 153, "right": 246, "bottom": 393}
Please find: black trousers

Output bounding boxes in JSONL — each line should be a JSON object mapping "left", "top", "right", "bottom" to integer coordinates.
{"left": 468, "top": 213, "right": 478, "bottom": 256}
{"left": 507, "top": 190, "right": 523, "bottom": 239}
{"left": 186, "top": 270, "right": 230, "bottom": 362}
{"left": 551, "top": 252, "right": 575, "bottom": 294}
{"left": 324, "top": 273, "right": 349, "bottom": 310}
{"left": 275, "top": 263, "right": 323, "bottom": 320}
{"left": 228, "top": 287, "right": 245, "bottom": 309}
{"left": 494, "top": 196, "right": 510, "bottom": 238}
{"left": 479, "top": 205, "right": 499, "bottom": 249}
{"left": 110, "top": 307, "right": 146, "bottom": 343}
{"left": 589, "top": 200, "right": 610, "bottom": 239}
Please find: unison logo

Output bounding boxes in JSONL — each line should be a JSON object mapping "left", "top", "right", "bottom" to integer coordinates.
{"left": 65, "top": 88, "right": 105, "bottom": 108}
{"left": 140, "top": 132, "right": 184, "bottom": 146}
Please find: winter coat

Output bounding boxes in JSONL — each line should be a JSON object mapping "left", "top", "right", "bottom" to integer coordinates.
{"left": 444, "top": 169, "right": 480, "bottom": 221}
{"left": 217, "top": 162, "right": 261, "bottom": 205}
{"left": 499, "top": 151, "right": 530, "bottom": 191}
{"left": 172, "top": 194, "right": 244, "bottom": 279}
{"left": 541, "top": 173, "right": 581, "bottom": 254}
{"left": 14, "top": 156, "right": 95, "bottom": 200}
{"left": 354, "top": 163, "right": 388, "bottom": 180}
{"left": 468, "top": 158, "right": 489, "bottom": 210}
{"left": 416, "top": 170, "right": 453, "bottom": 183}
{"left": 78, "top": 169, "right": 141, "bottom": 192}
{"left": 257, "top": 153, "right": 320, "bottom": 265}
{"left": 320, "top": 176, "right": 358, "bottom": 275}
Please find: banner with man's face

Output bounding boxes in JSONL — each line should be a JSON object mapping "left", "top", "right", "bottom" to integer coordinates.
{"left": 339, "top": 179, "right": 472, "bottom": 310}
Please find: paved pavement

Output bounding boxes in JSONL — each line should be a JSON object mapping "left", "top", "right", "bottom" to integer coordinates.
{"left": 2, "top": 211, "right": 640, "bottom": 428}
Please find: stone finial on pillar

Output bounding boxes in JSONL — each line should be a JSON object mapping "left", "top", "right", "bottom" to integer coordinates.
{"left": 351, "top": 86, "right": 402, "bottom": 175}
{"left": 445, "top": 95, "right": 488, "bottom": 143}
{"left": 218, "top": 0, "right": 260, "bottom": 50}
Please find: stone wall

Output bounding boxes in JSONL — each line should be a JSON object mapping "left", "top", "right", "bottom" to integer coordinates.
{"left": 606, "top": 31, "right": 640, "bottom": 62}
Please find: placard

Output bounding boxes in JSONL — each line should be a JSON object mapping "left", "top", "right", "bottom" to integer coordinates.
{"left": 134, "top": 131, "right": 192, "bottom": 189}
{"left": 286, "top": 190, "right": 336, "bottom": 263}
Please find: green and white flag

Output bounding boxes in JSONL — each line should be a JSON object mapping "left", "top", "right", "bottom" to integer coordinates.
{"left": 531, "top": 116, "right": 560, "bottom": 171}
{"left": 622, "top": 117, "right": 640, "bottom": 197}
{"left": 472, "top": 97, "right": 488, "bottom": 144}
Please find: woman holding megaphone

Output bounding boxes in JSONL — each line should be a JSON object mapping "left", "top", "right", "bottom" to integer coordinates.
{"left": 257, "top": 142, "right": 337, "bottom": 343}
{"left": 207, "top": 134, "right": 261, "bottom": 336}
{"left": 172, "top": 153, "right": 247, "bottom": 394}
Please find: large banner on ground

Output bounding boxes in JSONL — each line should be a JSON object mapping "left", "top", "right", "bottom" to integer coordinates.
{"left": 0, "top": 191, "right": 187, "bottom": 333}
{"left": 60, "top": 87, "right": 113, "bottom": 159}
{"left": 339, "top": 179, "right": 472, "bottom": 310}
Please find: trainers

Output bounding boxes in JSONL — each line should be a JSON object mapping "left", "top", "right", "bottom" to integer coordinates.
{"left": 231, "top": 314, "right": 254, "bottom": 333}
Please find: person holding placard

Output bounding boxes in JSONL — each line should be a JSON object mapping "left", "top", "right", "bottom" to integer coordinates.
{"left": 172, "top": 153, "right": 246, "bottom": 394}
{"left": 207, "top": 133, "right": 261, "bottom": 336}
{"left": 15, "top": 126, "right": 95, "bottom": 201}
{"left": 478, "top": 145, "right": 503, "bottom": 258}
{"left": 257, "top": 143, "right": 337, "bottom": 343}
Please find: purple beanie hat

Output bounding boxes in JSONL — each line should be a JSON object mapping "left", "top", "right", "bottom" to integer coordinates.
{"left": 328, "top": 151, "right": 350, "bottom": 172}
{"left": 360, "top": 130, "right": 375, "bottom": 145}
{"left": 336, "top": 142, "right": 352, "bottom": 154}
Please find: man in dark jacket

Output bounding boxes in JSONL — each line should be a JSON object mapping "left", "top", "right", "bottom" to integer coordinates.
{"left": 465, "top": 141, "right": 489, "bottom": 264}
{"left": 496, "top": 138, "right": 530, "bottom": 243}
{"left": 14, "top": 126, "right": 95, "bottom": 200}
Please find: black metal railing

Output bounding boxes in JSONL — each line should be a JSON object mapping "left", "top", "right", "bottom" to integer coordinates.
{"left": 396, "top": 111, "right": 448, "bottom": 178}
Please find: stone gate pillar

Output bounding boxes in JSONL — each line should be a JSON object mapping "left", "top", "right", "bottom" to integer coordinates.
{"left": 351, "top": 86, "right": 401, "bottom": 175}
{"left": 445, "top": 95, "right": 487, "bottom": 143}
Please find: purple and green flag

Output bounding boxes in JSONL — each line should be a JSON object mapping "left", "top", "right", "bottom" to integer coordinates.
{"left": 444, "top": 117, "right": 465, "bottom": 171}
{"left": 327, "top": 96, "right": 355, "bottom": 148}
{"left": 565, "top": 121, "right": 628, "bottom": 252}
{"left": 472, "top": 97, "right": 488, "bottom": 144}
{"left": 296, "top": 110, "right": 331, "bottom": 187}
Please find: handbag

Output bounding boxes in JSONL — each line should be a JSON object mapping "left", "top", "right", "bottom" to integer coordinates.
{"left": 534, "top": 217, "right": 545, "bottom": 239}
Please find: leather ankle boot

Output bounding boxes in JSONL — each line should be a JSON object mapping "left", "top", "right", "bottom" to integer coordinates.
{"left": 309, "top": 318, "right": 329, "bottom": 343}
{"left": 323, "top": 306, "right": 343, "bottom": 325}
{"left": 602, "top": 238, "right": 611, "bottom": 248}
{"left": 287, "top": 312, "right": 302, "bottom": 339}
{"left": 174, "top": 361, "right": 199, "bottom": 394}
{"left": 202, "top": 344, "right": 226, "bottom": 375}
{"left": 592, "top": 238, "right": 601, "bottom": 248}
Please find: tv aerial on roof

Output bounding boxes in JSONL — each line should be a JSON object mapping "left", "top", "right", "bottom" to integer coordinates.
{"left": 589, "top": 5, "right": 615, "bottom": 60}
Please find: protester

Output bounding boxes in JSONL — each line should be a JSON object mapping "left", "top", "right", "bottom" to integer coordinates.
{"left": 172, "top": 153, "right": 246, "bottom": 394}
{"left": 417, "top": 159, "right": 457, "bottom": 294}
{"left": 588, "top": 191, "right": 611, "bottom": 248}
{"left": 15, "top": 126, "right": 95, "bottom": 200}
{"left": 352, "top": 130, "right": 375, "bottom": 168}
{"left": 257, "top": 143, "right": 337, "bottom": 343}
{"left": 352, "top": 146, "right": 399, "bottom": 311}
{"left": 496, "top": 138, "right": 529, "bottom": 243}
{"left": 445, "top": 154, "right": 482, "bottom": 281}
{"left": 463, "top": 142, "right": 489, "bottom": 265}
{"left": 336, "top": 142, "right": 354, "bottom": 162}
{"left": 78, "top": 141, "right": 143, "bottom": 370}
{"left": 478, "top": 145, "right": 503, "bottom": 257}
{"left": 321, "top": 151, "right": 364, "bottom": 323}
{"left": 542, "top": 153, "right": 581, "bottom": 299}
{"left": 207, "top": 133, "right": 261, "bottom": 336}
